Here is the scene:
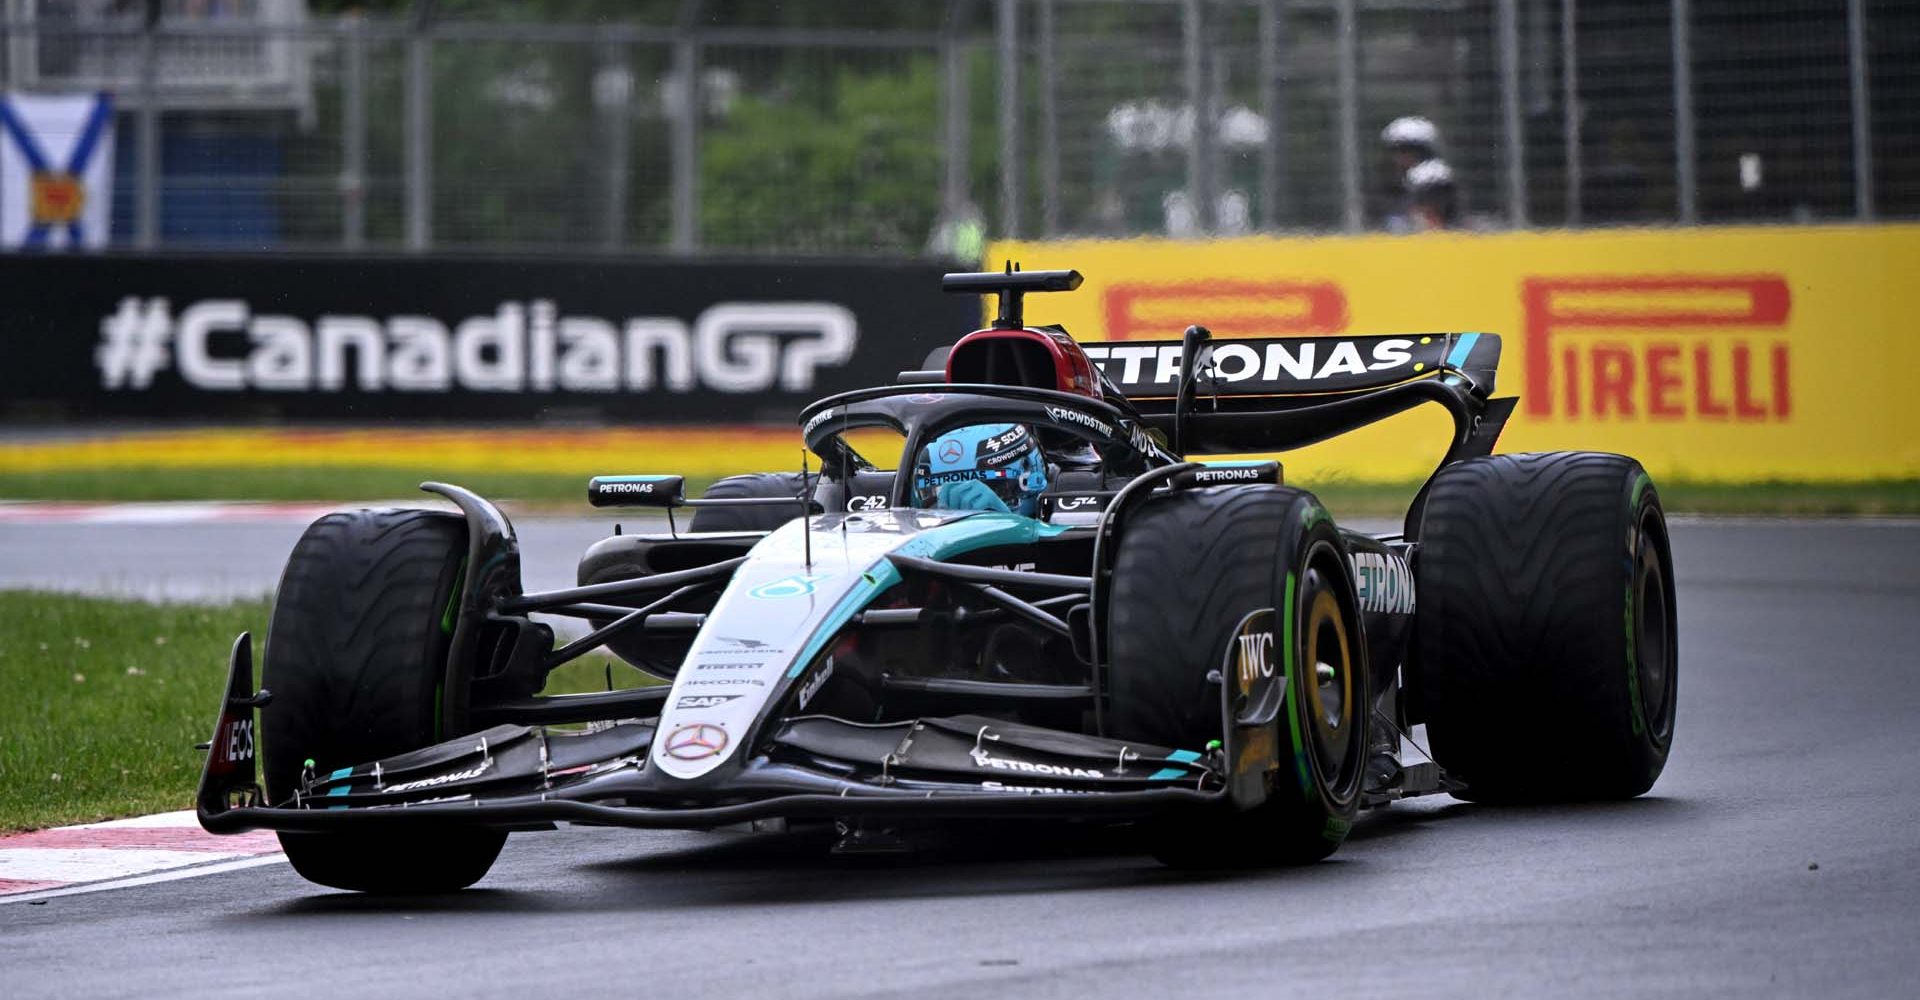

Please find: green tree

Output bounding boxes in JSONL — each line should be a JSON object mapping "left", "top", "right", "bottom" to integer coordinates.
{"left": 700, "top": 57, "right": 944, "bottom": 255}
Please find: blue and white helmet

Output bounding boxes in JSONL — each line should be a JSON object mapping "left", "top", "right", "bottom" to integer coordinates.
{"left": 912, "top": 423, "right": 1050, "bottom": 517}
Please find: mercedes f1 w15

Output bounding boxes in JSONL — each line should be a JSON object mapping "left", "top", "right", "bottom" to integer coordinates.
{"left": 196, "top": 268, "right": 1679, "bottom": 893}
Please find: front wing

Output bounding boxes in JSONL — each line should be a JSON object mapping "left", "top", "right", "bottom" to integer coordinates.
{"left": 197, "top": 621, "right": 1291, "bottom": 833}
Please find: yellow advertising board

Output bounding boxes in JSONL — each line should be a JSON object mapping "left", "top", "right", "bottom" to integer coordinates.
{"left": 991, "top": 225, "right": 1920, "bottom": 482}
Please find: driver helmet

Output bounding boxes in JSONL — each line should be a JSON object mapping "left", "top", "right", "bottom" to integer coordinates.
{"left": 912, "top": 423, "right": 1050, "bottom": 517}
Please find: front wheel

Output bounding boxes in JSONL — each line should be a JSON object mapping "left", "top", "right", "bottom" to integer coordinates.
{"left": 1107, "top": 486, "right": 1370, "bottom": 866}
{"left": 260, "top": 508, "right": 506, "bottom": 892}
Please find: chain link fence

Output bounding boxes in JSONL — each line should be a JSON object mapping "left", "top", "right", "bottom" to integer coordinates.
{"left": 0, "top": 0, "right": 1912, "bottom": 256}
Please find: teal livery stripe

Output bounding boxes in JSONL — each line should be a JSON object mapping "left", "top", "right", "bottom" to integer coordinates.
{"left": 326, "top": 767, "right": 353, "bottom": 809}
{"left": 1445, "top": 333, "right": 1481, "bottom": 368}
{"left": 1148, "top": 748, "right": 1204, "bottom": 781}
{"left": 785, "top": 561, "right": 902, "bottom": 678}
{"left": 785, "top": 514, "right": 1070, "bottom": 679}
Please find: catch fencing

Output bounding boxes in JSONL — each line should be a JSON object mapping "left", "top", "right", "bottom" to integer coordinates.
{"left": 0, "top": 0, "right": 1912, "bottom": 256}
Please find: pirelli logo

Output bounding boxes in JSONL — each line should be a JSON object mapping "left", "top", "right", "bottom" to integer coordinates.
{"left": 1523, "top": 276, "right": 1792, "bottom": 422}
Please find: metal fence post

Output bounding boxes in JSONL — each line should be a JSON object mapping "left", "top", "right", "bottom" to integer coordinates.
{"left": 1672, "top": 0, "right": 1696, "bottom": 224}
{"left": 1526, "top": 0, "right": 1550, "bottom": 115}
{"left": 1183, "top": 0, "right": 1215, "bottom": 235}
{"left": 1498, "top": 0, "right": 1528, "bottom": 228}
{"left": 1561, "top": 0, "right": 1580, "bottom": 226}
{"left": 1039, "top": 0, "right": 1059, "bottom": 237}
{"left": 341, "top": 15, "right": 367, "bottom": 250}
{"left": 404, "top": 15, "right": 433, "bottom": 251}
{"left": 596, "top": 39, "right": 634, "bottom": 251}
{"left": 997, "top": 0, "right": 1020, "bottom": 241}
{"left": 1847, "top": 0, "right": 1874, "bottom": 221}
{"left": 1335, "top": 0, "right": 1361, "bottom": 233}
{"left": 136, "top": 7, "right": 160, "bottom": 250}
{"left": 670, "top": 31, "right": 701, "bottom": 253}
{"left": 941, "top": 33, "right": 970, "bottom": 222}
{"left": 1258, "top": 0, "right": 1288, "bottom": 230}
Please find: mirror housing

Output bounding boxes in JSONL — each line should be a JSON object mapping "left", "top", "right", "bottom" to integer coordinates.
{"left": 587, "top": 475, "right": 686, "bottom": 508}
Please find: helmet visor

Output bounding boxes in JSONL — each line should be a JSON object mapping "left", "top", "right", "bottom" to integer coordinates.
{"left": 912, "top": 423, "right": 1046, "bottom": 515}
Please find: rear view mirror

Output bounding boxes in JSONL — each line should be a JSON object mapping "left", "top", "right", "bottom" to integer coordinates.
{"left": 587, "top": 475, "right": 686, "bottom": 508}
{"left": 1170, "top": 461, "right": 1281, "bottom": 489}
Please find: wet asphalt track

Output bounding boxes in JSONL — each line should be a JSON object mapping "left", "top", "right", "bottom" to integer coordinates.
{"left": 4, "top": 518, "right": 1920, "bottom": 999}
{"left": 0, "top": 512, "right": 644, "bottom": 602}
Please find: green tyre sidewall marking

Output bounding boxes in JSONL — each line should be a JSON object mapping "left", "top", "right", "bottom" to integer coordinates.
{"left": 440, "top": 556, "right": 466, "bottom": 635}
{"left": 434, "top": 555, "right": 467, "bottom": 742}
{"left": 1624, "top": 471, "right": 1651, "bottom": 738}
{"left": 1624, "top": 580, "right": 1644, "bottom": 737}
{"left": 1281, "top": 569, "right": 1309, "bottom": 795}
{"left": 1279, "top": 497, "right": 1364, "bottom": 851}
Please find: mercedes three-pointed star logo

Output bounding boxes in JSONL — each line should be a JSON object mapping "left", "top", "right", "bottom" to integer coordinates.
{"left": 664, "top": 723, "right": 729, "bottom": 761}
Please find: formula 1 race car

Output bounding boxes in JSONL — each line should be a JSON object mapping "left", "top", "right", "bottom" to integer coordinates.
{"left": 196, "top": 268, "right": 1678, "bottom": 893}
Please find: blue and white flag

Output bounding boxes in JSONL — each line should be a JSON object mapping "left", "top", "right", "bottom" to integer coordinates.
{"left": 0, "top": 92, "right": 116, "bottom": 250}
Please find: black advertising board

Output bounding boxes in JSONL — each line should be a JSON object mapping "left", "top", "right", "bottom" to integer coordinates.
{"left": 0, "top": 253, "right": 975, "bottom": 423}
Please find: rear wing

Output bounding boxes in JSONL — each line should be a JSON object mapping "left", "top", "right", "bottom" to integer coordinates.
{"left": 1082, "top": 332, "right": 1515, "bottom": 482}
{"left": 1080, "top": 332, "right": 1501, "bottom": 403}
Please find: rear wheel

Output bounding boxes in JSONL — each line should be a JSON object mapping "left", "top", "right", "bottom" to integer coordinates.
{"left": 1414, "top": 452, "right": 1678, "bottom": 802}
{"left": 1108, "top": 486, "right": 1369, "bottom": 866}
{"left": 260, "top": 508, "right": 505, "bottom": 892}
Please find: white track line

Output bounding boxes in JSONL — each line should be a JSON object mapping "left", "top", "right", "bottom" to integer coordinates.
{"left": 72, "top": 811, "right": 208, "bottom": 829}
{"left": 0, "top": 855, "right": 288, "bottom": 906}
{"left": 0, "top": 502, "right": 346, "bottom": 525}
{"left": 0, "top": 810, "right": 284, "bottom": 902}
{"left": 0, "top": 847, "right": 257, "bottom": 883}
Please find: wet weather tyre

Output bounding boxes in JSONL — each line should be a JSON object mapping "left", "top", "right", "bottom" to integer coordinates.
{"left": 688, "top": 473, "right": 811, "bottom": 533}
{"left": 260, "top": 508, "right": 506, "bottom": 893}
{"left": 1414, "top": 452, "right": 1678, "bottom": 803}
{"left": 1108, "top": 486, "right": 1370, "bottom": 867}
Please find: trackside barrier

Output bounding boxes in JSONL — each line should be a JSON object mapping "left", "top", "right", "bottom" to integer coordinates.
{"left": 992, "top": 225, "right": 1920, "bottom": 482}
{"left": 0, "top": 254, "right": 970, "bottom": 424}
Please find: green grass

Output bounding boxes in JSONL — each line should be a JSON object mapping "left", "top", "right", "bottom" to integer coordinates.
{"left": 0, "top": 593, "right": 269, "bottom": 831}
{"left": 0, "top": 591, "right": 657, "bottom": 832}
{"left": 4, "top": 466, "right": 1918, "bottom": 515}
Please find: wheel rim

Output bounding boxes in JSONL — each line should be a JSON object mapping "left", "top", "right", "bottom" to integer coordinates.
{"left": 1633, "top": 510, "right": 1675, "bottom": 744}
{"left": 1303, "top": 573, "right": 1355, "bottom": 774}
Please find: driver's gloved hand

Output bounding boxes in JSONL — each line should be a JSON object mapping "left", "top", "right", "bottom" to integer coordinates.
{"left": 936, "top": 480, "right": 1011, "bottom": 513}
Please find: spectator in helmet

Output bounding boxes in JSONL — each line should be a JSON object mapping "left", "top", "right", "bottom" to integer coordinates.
{"left": 911, "top": 423, "right": 1051, "bottom": 517}
{"left": 1404, "top": 158, "right": 1459, "bottom": 231}
{"left": 1382, "top": 116, "right": 1440, "bottom": 172}
{"left": 1379, "top": 116, "right": 1457, "bottom": 232}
